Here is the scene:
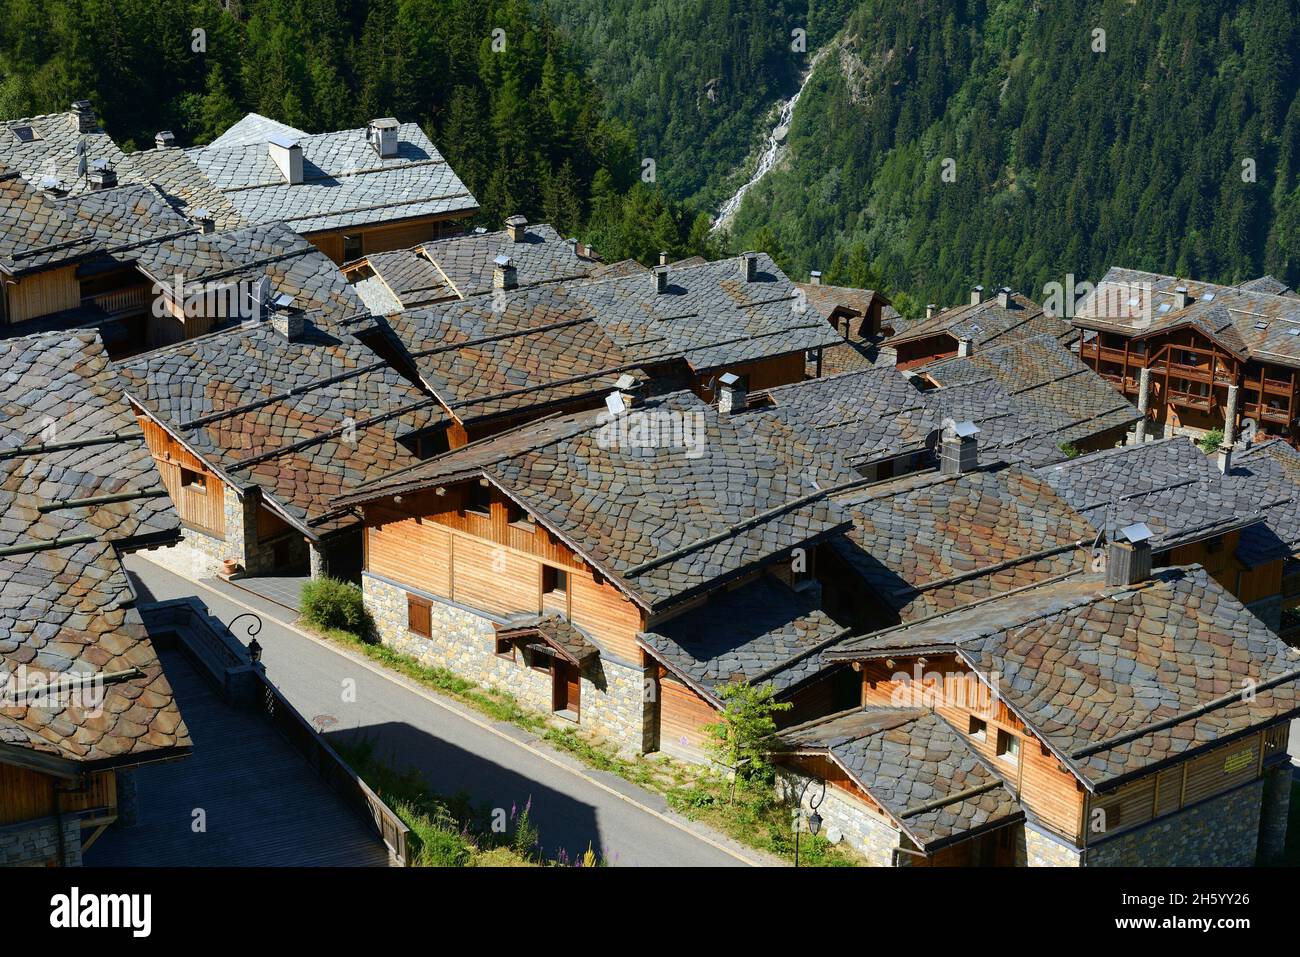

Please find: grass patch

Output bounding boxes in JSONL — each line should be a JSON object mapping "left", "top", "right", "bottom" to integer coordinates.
{"left": 301, "top": 618, "right": 860, "bottom": 866}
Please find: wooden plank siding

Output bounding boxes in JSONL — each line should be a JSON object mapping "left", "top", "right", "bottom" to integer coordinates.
{"left": 657, "top": 674, "right": 716, "bottom": 762}
{"left": 305, "top": 213, "right": 469, "bottom": 265}
{"left": 0, "top": 763, "right": 116, "bottom": 827}
{"left": 364, "top": 482, "right": 647, "bottom": 662}
{"left": 1159, "top": 531, "right": 1283, "bottom": 608}
{"left": 4, "top": 265, "right": 82, "bottom": 324}
{"left": 137, "top": 415, "right": 226, "bottom": 538}
{"left": 691, "top": 352, "right": 807, "bottom": 405}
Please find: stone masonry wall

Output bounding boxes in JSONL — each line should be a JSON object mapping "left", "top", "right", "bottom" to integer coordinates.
{"left": 364, "top": 573, "right": 649, "bottom": 755}
{"left": 0, "top": 816, "right": 82, "bottom": 867}
{"left": 1023, "top": 824, "right": 1082, "bottom": 867}
{"left": 1084, "top": 780, "right": 1264, "bottom": 867}
{"left": 147, "top": 485, "right": 305, "bottom": 581}
{"left": 777, "top": 768, "right": 904, "bottom": 866}
{"left": 1257, "top": 764, "right": 1291, "bottom": 863}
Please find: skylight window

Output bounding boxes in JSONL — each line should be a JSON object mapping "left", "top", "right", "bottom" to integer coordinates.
{"left": 1201, "top": 292, "right": 1216, "bottom": 302}
{"left": 10, "top": 125, "right": 39, "bottom": 143}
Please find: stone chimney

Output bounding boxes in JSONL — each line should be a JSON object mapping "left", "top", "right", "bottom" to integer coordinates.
{"left": 810, "top": 270, "right": 822, "bottom": 286}
{"left": 970, "top": 284, "right": 984, "bottom": 306}
{"left": 653, "top": 265, "right": 670, "bottom": 294}
{"left": 659, "top": 251, "right": 670, "bottom": 267}
{"left": 87, "top": 160, "right": 117, "bottom": 191}
{"left": 717, "top": 372, "right": 747, "bottom": 414}
{"left": 493, "top": 254, "right": 517, "bottom": 291}
{"left": 926, "top": 304, "right": 937, "bottom": 319}
{"left": 1173, "top": 286, "right": 1189, "bottom": 310}
{"left": 70, "top": 100, "right": 96, "bottom": 133}
{"left": 957, "top": 337, "right": 973, "bottom": 358}
{"left": 505, "top": 215, "right": 528, "bottom": 243}
{"left": 740, "top": 252, "right": 758, "bottom": 283}
{"left": 366, "top": 117, "right": 399, "bottom": 158}
{"left": 996, "top": 286, "right": 1012, "bottom": 308}
{"left": 270, "top": 306, "right": 305, "bottom": 342}
{"left": 154, "top": 130, "right": 176, "bottom": 150}
{"left": 268, "top": 134, "right": 303, "bottom": 185}
{"left": 193, "top": 208, "right": 215, "bottom": 234}
{"left": 939, "top": 421, "right": 980, "bottom": 476}
{"left": 1216, "top": 446, "right": 1233, "bottom": 474}
{"left": 1106, "top": 522, "right": 1153, "bottom": 587}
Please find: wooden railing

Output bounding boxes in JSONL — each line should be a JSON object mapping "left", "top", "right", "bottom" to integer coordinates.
{"left": 85, "top": 286, "right": 151, "bottom": 316}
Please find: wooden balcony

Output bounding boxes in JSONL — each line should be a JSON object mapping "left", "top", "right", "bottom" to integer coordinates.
{"left": 1165, "top": 389, "right": 1212, "bottom": 411}
{"left": 1244, "top": 401, "right": 1293, "bottom": 425}
{"left": 84, "top": 285, "right": 151, "bottom": 317}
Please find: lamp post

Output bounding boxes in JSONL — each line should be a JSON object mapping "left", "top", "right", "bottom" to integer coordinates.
{"left": 792, "top": 775, "right": 826, "bottom": 868}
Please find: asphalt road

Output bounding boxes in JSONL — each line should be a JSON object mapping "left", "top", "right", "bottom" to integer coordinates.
{"left": 124, "top": 555, "right": 762, "bottom": 867}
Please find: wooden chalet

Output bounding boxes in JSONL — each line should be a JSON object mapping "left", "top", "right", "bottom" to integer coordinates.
{"left": 811, "top": 554, "right": 1300, "bottom": 867}
{"left": 1074, "top": 268, "right": 1300, "bottom": 446}
{"left": 0, "top": 330, "right": 191, "bottom": 865}
{"left": 336, "top": 390, "right": 865, "bottom": 757}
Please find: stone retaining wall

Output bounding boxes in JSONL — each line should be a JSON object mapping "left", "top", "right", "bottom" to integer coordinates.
{"left": 0, "top": 816, "right": 82, "bottom": 867}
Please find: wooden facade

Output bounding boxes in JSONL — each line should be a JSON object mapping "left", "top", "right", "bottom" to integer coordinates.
{"left": 2, "top": 265, "right": 81, "bottom": 325}
{"left": 894, "top": 334, "right": 960, "bottom": 371}
{"left": 138, "top": 415, "right": 227, "bottom": 538}
{"left": 306, "top": 213, "right": 469, "bottom": 265}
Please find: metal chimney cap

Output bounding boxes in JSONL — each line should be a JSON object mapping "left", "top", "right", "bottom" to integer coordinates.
{"left": 719, "top": 372, "right": 742, "bottom": 387}
{"left": 951, "top": 421, "right": 980, "bottom": 439}
{"left": 493, "top": 254, "right": 513, "bottom": 268}
{"left": 1119, "top": 522, "right": 1153, "bottom": 544}
{"left": 614, "top": 373, "right": 638, "bottom": 390}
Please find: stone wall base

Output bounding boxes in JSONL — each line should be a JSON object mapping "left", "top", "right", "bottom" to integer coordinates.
{"left": 777, "top": 768, "right": 905, "bottom": 866}
{"left": 1258, "top": 764, "right": 1292, "bottom": 862}
{"left": 0, "top": 817, "right": 82, "bottom": 867}
{"left": 363, "top": 573, "right": 650, "bottom": 755}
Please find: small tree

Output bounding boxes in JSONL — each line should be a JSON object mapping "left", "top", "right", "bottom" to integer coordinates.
{"left": 704, "top": 682, "right": 792, "bottom": 785}
{"left": 1200, "top": 428, "right": 1224, "bottom": 454}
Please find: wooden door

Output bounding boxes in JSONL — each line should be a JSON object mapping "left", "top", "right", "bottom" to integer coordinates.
{"left": 552, "top": 662, "right": 580, "bottom": 716}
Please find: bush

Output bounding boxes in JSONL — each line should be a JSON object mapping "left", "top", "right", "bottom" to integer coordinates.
{"left": 1199, "top": 428, "right": 1224, "bottom": 454}
{"left": 300, "top": 577, "right": 372, "bottom": 638}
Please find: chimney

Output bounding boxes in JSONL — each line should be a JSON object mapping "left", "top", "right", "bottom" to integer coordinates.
{"left": 493, "top": 254, "right": 517, "bottom": 291}
{"left": 154, "top": 130, "right": 176, "bottom": 150}
{"left": 505, "top": 215, "right": 528, "bottom": 243}
{"left": 996, "top": 286, "right": 1012, "bottom": 308}
{"left": 653, "top": 265, "right": 670, "bottom": 294}
{"left": 957, "top": 337, "right": 973, "bottom": 357}
{"left": 366, "top": 117, "right": 399, "bottom": 158}
{"left": 810, "top": 270, "right": 822, "bottom": 286}
{"left": 193, "top": 208, "right": 215, "bottom": 234}
{"left": 717, "top": 372, "right": 747, "bottom": 414}
{"left": 939, "top": 421, "right": 980, "bottom": 476}
{"left": 1173, "top": 286, "right": 1189, "bottom": 310}
{"left": 926, "top": 303, "right": 937, "bottom": 319}
{"left": 267, "top": 134, "right": 303, "bottom": 185}
{"left": 970, "top": 284, "right": 984, "bottom": 306}
{"left": 1216, "top": 446, "right": 1233, "bottom": 474}
{"left": 87, "top": 159, "right": 117, "bottom": 191}
{"left": 70, "top": 100, "right": 96, "bottom": 133}
{"left": 606, "top": 373, "right": 644, "bottom": 416}
{"left": 740, "top": 252, "right": 758, "bottom": 283}
{"left": 1106, "top": 522, "right": 1153, "bottom": 587}
{"left": 659, "top": 251, "right": 669, "bottom": 267}
{"left": 269, "top": 296, "right": 305, "bottom": 341}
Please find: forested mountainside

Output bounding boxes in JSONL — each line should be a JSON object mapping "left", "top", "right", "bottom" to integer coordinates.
{"left": 556, "top": 0, "right": 1300, "bottom": 314}
{"left": 0, "top": 0, "right": 718, "bottom": 263}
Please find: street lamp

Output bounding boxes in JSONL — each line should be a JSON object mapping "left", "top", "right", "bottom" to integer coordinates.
{"left": 792, "top": 775, "right": 827, "bottom": 868}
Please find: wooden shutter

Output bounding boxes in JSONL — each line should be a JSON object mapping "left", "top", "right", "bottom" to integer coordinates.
{"left": 407, "top": 594, "right": 432, "bottom": 637}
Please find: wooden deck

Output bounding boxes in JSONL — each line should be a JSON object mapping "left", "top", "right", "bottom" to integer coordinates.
{"left": 85, "top": 648, "right": 390, "bottom": 867}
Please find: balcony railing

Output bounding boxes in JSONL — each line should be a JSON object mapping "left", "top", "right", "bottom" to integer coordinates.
{"left": 85, "top": 286, "right": 151, "bottom": 316}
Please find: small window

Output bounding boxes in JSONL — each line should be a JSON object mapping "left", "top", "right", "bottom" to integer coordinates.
{"left": 11, "top": 126, "right": 39, "bottom": 143}
{"left": 968, "top": 716, "right": 987, "bottom": 741}
{"left": 530, "top": 648, "right": 551, "bottom": 673}
{"left": 494, "top": 636, "right": 515, "bottom": 660}
{"left": 407, "top": 594, "right": 432, "bottom": 638}
{"left": 507, "top": 502, "right": 535, "bottom": 530}
{"left": 996, "top": 729, "right": 1020, "bottom": 762}
{"left": 542, "top": 566, "right": 568, "bottom": 596}
{"left": 343, "top": 234, "right": 363, "bottom": 261}
{"left": 464, "top": 482, "right": 491, "bottom": 516}
{"left": 180, "top": 467, "right": 206, "bottom": 493}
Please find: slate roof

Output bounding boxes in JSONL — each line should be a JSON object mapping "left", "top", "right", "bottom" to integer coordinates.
{"left": 0, "top": 330, "right": 189, "bottom": 767}
{"left": 57, "top": 183, "right": 195, "bottom": 265}
{"left": 188, "top": 120, "right": 478, "bottom": 233}
{"left": 794, "top": 282, "right": 880, "bottom": 326}
{"left": 775, "top": 708, "right": 1023, "bottom": 850}
{"left": 922, "top": 334, "right": 1140, "bottom": 444}
{"left": 1075, "top": 267, "right": 1300, "bottom": 366}
{"left": 350, "top": 248, "right": 453, "bottom": 312}
{"left": 417, "top": 223, "right": 597, "bottom": 300}
{"left": 0, "top": 170, "right": 100, "bottom": 276}
{"left": 1231, "top": 439, "right": 1300, "bottom": 565}
{"left": 498, "top": 614, "right": 600, "bottom": 665}
{"left": 638, "top": 574, "right": 846, "bottom": 700}
{"left": 949, "top": 567, "right": 1300, "bottom": 789}
{"left": 0, "top": 110, "right": 140, "bottom": 198}
{"left": 890, "top": 292, "right": 1075, "bottom": 353}
{"left": 114, "top": 319, "right": 444, "bottom": 536}
{"left": 1037, "top": 437, "right": 1276, "bottom": 555}
{"left": 830, "top": 465, "right": 1094, "bottom": 624}
{"left": 340, "top": 392, "right": 854, "bottom": 609}
{"left": 124, "top": 147, "right": 249, "bottom": 230}
{"left": 132, "top": 223, "right": 369, "bottom": 333}
{"left": 207, "top": 113, "right": 306, "bottom": 149}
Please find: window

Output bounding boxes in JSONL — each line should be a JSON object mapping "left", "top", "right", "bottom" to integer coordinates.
{"left": 996, "top": 729, "right": 1020, "bottom": 762}
{"left": 530, "top": 648, "right": 552, "bottom": 673}
{"left": 494, "top": 635, "right": 515, "bottom": 661}
{"left": 407, "top": 594, "right": 432, "bottom": 638}
{"left": 507, "top": 502, "right": 535, "bottom": 531}
{"left": 464, "top": 481, "right": 491, "bottom": 516}
{"left": 11, "top": 126, "right": 39, "bottom": 143}
{"left": 542, "top": 566, "right": 568, "bottom": 596}
{"left": 343, "top": 234, "right": 363, "bottom": 261}
{"left": 968, "top": 716, "right": 987, "bottom": 741}
{"left": 180, "top": 467, "right": 206, "bottom": 493}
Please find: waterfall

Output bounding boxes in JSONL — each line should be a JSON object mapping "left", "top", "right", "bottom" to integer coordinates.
{"left": 711, "top": 46, "right": 829, "bottom": 234}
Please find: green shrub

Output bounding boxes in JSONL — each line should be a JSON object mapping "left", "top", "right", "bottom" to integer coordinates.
{"left": 300, "top": 577, "right": 372, "bottom": 638}
{"left": 1199, "top": 428, "right": 1224, "bottom": 454}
